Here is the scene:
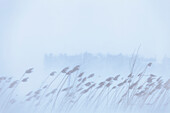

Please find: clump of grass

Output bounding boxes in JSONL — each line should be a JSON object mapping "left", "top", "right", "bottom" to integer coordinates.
{"left": 0, "top": 63, "right": 169, "bottom": 113}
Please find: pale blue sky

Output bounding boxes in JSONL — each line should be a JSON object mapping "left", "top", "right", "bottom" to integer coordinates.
{"left": 0, "top": 0, "right": 170, "bottom": 73}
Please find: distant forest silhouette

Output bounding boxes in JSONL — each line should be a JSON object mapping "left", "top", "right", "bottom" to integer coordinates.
{"left": 44, "top": 53, "right": 170, "bottom": 77}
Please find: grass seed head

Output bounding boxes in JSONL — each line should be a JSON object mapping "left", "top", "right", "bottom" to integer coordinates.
{"left": 106, "top": 82, "right": 112, "bottom": 87}
{"left": 34, "top": 89, "right": 41, "bottom": 95}
{"left": 25, "top": 68, "right": 34, "bottom": 74}
{"left": 147, "top": 62, "right": 152, "bottom": 67}
{"left": 113, "top": 75, "right": 120, "bottom": 80}
{"left": 85, "top": 82, "right": 91, "bottom": 86}
{"left": 22, "top": 77, "right": 29, "bottom": 82}
{"left": 106, "top": 77, "right": 113, "bottom": 82}
{"left": 9, "top": 80, "right": 18, "bottom": 88}
{"left": 61, "top": 67, "right": 69, "bottom": 73}
{"left": 88, "top": 73, "right": 95, "bottom": 78}
{"left": 81, "top": 77, "right": 87, "bottom": 83}
{"left": 112, "top": 86, "right": 116, "bottom": 89}
{"left": 164, "top": 79, "right": 170, "bottom": 90}
{"left": 26, "top": 91, "right": 33, "bottom": 96}
{"left": 78, "top": 72, "right": 84, "bottom": 78}
{"left": 50, "top": 71, "right": 56, "bottom": 76}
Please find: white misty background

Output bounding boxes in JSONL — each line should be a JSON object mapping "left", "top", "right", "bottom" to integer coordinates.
{"left": 0, "top": 0, "right": 170, "bottom": 113}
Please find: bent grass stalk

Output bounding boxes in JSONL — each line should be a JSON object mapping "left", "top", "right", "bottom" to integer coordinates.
{"left": 1, "top": 68, "right": 33, "bottom": 112}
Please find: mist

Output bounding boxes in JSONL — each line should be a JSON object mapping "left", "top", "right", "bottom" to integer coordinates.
{"left": 0, "top": 0, "right": 170, "bottom": 113}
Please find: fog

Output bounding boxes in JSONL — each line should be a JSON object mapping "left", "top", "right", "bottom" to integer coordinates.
{"left": 0, "top": 0, "right": 170, "bottom": 113}
{"left": 1, "top": 0, "right": 170, "bottom": 74}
